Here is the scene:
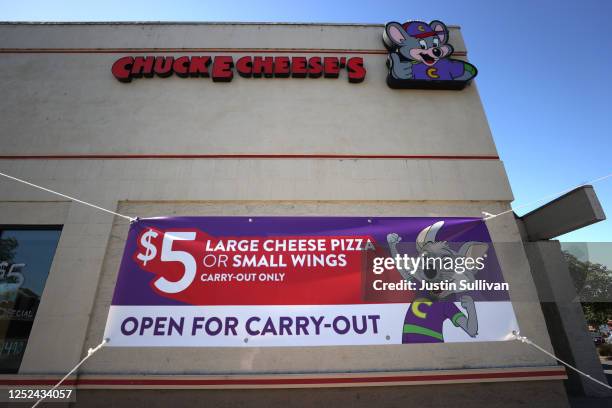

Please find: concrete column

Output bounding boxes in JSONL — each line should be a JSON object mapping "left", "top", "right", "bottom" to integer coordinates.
{"left": 524, "top": 240, "right": 610, "bottom": 397}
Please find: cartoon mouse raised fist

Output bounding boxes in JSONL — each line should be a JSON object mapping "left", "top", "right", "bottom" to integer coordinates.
{"left": 383, "top": 20, "right": 477, "bottom": 89}
{"left": 387, "top": 221, "right": 488, "bottom": 343}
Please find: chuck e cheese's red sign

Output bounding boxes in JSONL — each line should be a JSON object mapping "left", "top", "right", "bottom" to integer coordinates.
{"left": 111, "top": 55, "right": 366, "bottom": 83}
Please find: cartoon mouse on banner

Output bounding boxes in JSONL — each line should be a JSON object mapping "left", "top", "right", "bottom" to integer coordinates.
{"left": 387, "top": 221, "right": 488, "bottom": 343}
{"left": 382, "top": 20, "right": 477, "bottom": 89}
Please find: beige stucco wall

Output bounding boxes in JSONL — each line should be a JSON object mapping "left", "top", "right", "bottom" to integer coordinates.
{"left": 0, "top": 23, "right": 491, "bottom": 157}
{"left": 0, "top": 23, "right": 557, "bottom": 377}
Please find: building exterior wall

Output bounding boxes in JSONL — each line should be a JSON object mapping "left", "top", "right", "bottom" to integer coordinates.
{"left": 0, "top": 22, "right": 566, "bottom": 405}
{"left": 0, "top": 23, "right": 491, "bottom": 158}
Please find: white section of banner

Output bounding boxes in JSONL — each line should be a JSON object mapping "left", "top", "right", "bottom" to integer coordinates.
{"left": 104, "top": 302, "right": 518, "bottom": 347}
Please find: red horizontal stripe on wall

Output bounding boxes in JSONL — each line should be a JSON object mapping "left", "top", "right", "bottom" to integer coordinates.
{"left": 78, "top": 370, "right": 566, "bottom": 386}
{"left": 0, "top": 369, "right": 566, "bottom": 387}
{"left": 0, "top": 154, "right": 499, "bottom": 160}
{"left": 0, "top": 48, "right": 468, "bottom": 56}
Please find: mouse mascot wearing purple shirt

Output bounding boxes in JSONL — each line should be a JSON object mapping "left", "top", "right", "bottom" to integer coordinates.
{"left": 382, "top": 20, "right": 477, "bottom": 89}
{"left": 387, "top": 221, "right": 488, "bottom": 343}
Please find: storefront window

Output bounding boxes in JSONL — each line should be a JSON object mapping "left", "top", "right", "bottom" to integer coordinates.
{"left": 0, "top": 227, "right": 62, "bottom": 373}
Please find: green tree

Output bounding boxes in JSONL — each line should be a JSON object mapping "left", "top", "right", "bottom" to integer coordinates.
{"left": 564, "top": 251, "right": 612, "bottom": 326}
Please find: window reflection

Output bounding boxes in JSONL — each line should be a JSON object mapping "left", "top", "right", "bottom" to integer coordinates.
{"left": 0, "top": 228, "right": 62, "bottom": 373}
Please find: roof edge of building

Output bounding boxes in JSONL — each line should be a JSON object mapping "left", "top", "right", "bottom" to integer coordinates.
{"left": 0, "top": 21, "right": 461, "bottom": 29}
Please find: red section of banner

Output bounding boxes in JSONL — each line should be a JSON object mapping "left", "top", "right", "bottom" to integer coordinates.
{"left": 132, "top": 228, "right": 413, "bottom": 306}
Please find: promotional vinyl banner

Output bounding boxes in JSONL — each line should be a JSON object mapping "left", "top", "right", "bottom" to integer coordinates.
{"left": 104, "top": 217, "right": 519, "bottom": 347}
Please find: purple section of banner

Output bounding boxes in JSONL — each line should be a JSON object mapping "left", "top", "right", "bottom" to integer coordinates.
{"left": 111, "top": 217, "right": 509, "bottom": 306}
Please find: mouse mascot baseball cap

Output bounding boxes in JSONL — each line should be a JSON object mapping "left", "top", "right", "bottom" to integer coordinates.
{"left": 403, "top": 21, "right": 437, "bottom": 39}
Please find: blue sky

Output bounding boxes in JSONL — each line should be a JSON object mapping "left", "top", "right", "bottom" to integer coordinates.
{"left": 2, "top": 0, "right": 611, "bottom": 242}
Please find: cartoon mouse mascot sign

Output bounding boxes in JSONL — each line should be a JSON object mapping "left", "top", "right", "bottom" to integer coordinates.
{"left": 383, "top": 20, "right": 477, "bottom": 90}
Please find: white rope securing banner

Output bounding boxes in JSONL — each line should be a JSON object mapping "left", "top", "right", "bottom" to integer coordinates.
{"left": 483, "top": 171, "right": 612, "bottom": 221}
{"left": 512, "top": 331, "right": 612, "bottom": 391}
{"left": 30, "top": 338, "right": 108, "bottom": 408}
{"left": 0, "top": 171, "right": 137, "bottom": 223}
